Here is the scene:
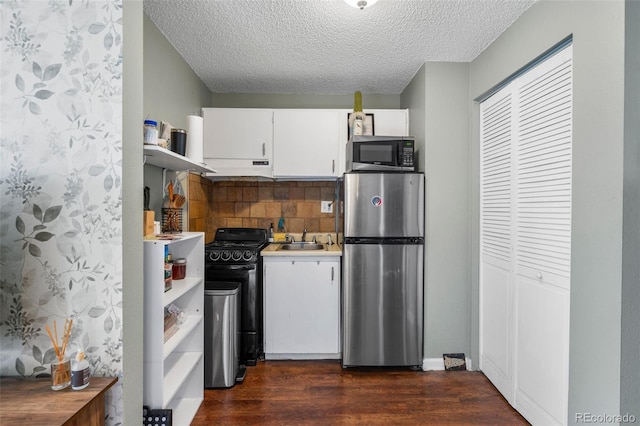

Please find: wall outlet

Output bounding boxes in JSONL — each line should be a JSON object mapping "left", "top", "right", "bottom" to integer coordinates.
{"left": 321, "top": 201, "right": 333, "bottom": 214}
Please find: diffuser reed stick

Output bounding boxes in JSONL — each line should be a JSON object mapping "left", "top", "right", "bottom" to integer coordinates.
{"left": 46, "top": 318, "right": 73, "bottom": 389}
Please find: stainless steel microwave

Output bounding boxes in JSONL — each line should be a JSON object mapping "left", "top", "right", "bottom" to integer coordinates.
{"left": 346, "top": 135, "right": 416, "bottom": 172}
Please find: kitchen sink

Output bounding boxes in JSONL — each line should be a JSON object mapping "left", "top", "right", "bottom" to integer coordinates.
{"left": 277, "top": 242, "right": 325, "bottom": 251}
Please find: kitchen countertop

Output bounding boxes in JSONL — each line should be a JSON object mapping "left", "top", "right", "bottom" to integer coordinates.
{"left": 261, "top": 232, "right": 342, "bottom": 257}
{"left": 261, "top": 242, "right": 342, "bottom": 257}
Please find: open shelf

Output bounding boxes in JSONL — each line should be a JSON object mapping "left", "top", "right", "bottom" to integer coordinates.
{"left": 144, "top": 145, "right": 216, "bottom": 173}
{"left": 163, "top": 352, "right": 203, "bottom": 407}
{"left": 164, "top": 277, "right": 202, "bottom": 306}
{"left": 163, "top": 315, "right": 203, "bottom": 359}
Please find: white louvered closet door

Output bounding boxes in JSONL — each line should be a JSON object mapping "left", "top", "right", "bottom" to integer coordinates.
{"left": 479, "top": 85, "right": 515, "bottom": 401}
{"left": 513, "top": 46, "right": 572, "bottom": 426}
{"left": 480, "top": 45, "right": 572, "bottom": 426}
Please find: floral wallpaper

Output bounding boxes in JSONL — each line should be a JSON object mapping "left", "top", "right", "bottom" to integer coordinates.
{"left": 0, "top": 0, "right": 124, "bottom": 423}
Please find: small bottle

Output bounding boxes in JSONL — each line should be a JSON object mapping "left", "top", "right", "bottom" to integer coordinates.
{"left": 71, "top": 348, "right": 90, "bottom": 390}
{"left": 269, "top": 223, "right": 274, "bottom": 242}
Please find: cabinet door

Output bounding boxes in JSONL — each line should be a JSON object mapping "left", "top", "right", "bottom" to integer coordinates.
{"left": 264, "top": 259, "right": 340, "bottom": 356}
{"left": 273, "top": 110, "right": 341, "bottom": 177}
{"left": 365, "top": 109, "right": 408, "bottom": 136}
{"left": 203, "top": 108, "right": 272, "bottom": 160}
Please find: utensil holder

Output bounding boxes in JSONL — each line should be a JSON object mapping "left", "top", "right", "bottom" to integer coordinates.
{"left": 161, "top": 208, "right": 182, "bottom": 233}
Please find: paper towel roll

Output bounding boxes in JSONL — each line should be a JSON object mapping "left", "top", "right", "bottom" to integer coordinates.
{"left": 186, "top": 114, "right": 204, "bottom": 164}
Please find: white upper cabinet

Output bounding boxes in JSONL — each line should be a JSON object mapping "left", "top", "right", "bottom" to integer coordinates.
{"left": 202, "top": 108, "right": 274, "bottom": 177}
{"left": 365, "top": 109, "right": 409, "bottom": 136}
{"left": 273, "top": 109, "right": 341, "bottom": 178}
{"left": 202, "top": 107, "right": 408, "bottom": 178}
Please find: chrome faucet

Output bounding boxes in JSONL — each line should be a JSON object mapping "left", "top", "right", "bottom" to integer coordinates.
{"left": 326, "top": 233, "right": 333, "bottom": 246}
{"left": 301, "top": 228, "right": 307, "bottom": 242}
{"left": 285, "top": 234, "right": 294, "bottom": 243}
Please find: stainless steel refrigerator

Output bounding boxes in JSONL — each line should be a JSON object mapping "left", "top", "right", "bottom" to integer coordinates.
{"left": 342, "top": 172, "right": 424, "bottom": 367}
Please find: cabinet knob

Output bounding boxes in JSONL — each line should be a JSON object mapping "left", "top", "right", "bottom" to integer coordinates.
{"left": 536, "top": 271, "right": 543, "bottom": 280}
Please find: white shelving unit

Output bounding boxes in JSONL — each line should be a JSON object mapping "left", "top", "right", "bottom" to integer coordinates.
{"left": 144, "top": 145, "right": 216, "bottom": 174}
{"left": 143, "top": 232, "right": 204, "bottom": 426}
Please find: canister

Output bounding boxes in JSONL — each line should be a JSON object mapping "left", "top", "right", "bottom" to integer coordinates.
{"left": 144, "top": 120, "right": 158, "bottom": 145}
{"left": 172, "top": 258, "right": 187, "bottom": 280}
{"left": 171, "top": 129, "right": 187, "bottom": 156}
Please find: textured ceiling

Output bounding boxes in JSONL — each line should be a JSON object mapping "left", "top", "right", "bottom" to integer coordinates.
{"left": 143, "top": 0, "right": 537, "bottom": 95}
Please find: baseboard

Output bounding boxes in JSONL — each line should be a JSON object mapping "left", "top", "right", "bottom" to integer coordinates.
{"left": 265, "top": 353, "right": 341, "bottom": 360}
{"left": 422, "top": 357, "right": 474, "bottom": 371}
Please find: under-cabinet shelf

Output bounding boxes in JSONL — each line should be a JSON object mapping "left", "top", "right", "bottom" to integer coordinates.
{"left": 144, "top": 145, "right": 216, "bottom": 173}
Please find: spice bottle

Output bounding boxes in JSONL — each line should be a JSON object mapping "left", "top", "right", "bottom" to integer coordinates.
{"left": 71, "top": 348, "right": 91, "bottom": 390}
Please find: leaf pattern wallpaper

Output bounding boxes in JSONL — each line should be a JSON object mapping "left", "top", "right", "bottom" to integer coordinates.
{"left": 0, "top": 0, "right": 124, "bottom": 423}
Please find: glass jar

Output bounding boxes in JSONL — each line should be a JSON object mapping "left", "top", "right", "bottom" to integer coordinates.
{"left": 51, "top": 357, "right": 71, "bottom": 390}
{"left": 144, "top": 119, "right": 158, "bottom": 145}
{"left": 172, "top": 258, "right": 187, "bottom": 280}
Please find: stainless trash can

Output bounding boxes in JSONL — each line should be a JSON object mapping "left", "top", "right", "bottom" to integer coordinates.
{"left": 204, "top": 281, "right": 241, "bottom": 388}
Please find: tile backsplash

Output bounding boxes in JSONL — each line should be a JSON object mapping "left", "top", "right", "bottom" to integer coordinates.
{"left": 189, "top": 174, "right": 341, "bottom": 243}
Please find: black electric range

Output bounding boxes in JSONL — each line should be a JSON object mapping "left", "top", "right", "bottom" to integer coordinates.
{"left": 204, "top": 228, "right": 268, "bottom": 366}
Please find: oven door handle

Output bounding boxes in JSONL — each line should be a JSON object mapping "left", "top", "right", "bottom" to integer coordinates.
{"left": 207, "top": 263, "right": 257, "bottom": 271}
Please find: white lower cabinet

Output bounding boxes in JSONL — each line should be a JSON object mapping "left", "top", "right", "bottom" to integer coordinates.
{"left": 263, "top": 257, "right": 341, "bottom": 359}
{"left": 143, "top": 232, "right": 204, "bottom": 426}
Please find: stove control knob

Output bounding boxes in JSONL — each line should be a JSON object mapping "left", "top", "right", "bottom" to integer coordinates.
{"left": 221, "top": 250, "right": 231, "bottom": 261}
{"left": 209, "top": 250, "right": 220, "bottom": 261}
{"left": 231, "top": 250, "right": 242, "bottom": 261}
{"left": 243, "top": 250, "right": 253, "bottom": 261}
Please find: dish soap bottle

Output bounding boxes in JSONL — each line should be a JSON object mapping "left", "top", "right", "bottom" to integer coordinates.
{"left": 268, "top": 223, "right": 274, "bottom": 242}
{"left": 71, "top": 348, "right": 91, "bottom": 390}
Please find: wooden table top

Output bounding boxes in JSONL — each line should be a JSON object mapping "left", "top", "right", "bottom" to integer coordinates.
{"left": 0, "top": 376, "right": 117, "bottom": 425}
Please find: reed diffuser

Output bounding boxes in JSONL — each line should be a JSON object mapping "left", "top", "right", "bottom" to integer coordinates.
{"left": 46, "top": 318, "right": 73, "bottom": 390}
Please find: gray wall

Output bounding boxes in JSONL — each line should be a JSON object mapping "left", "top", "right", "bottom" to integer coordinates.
{"left": 401, "top": 63, "right": 471, "bottom": 362}
{"left": 210, "top": 93, "right": 401, "bottom": 109}
{"left": 123, "top": 1, "right": 144, "bottom": 424}
{"left": 143, "top": 14, "right": 212, "bottom": 130}
{"left": 621, "top": 0, "right": 640, "bottom": 419}
{"left": 469, "top": 1, "right": 632, "bottom": 422}
{"left": 143, "top": 14, "right": 213, "bottom": 214}
{"left": 401, "top": 65, "right": 426, "bottom": 163}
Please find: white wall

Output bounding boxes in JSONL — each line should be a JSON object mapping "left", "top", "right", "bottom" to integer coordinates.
{"left": 469, "top": 1, "right": 630, "bottom": 422}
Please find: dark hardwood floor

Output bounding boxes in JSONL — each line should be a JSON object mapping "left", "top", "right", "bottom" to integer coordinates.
{"left": 192, "top": 360, "right": 529, "bottom": 425}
